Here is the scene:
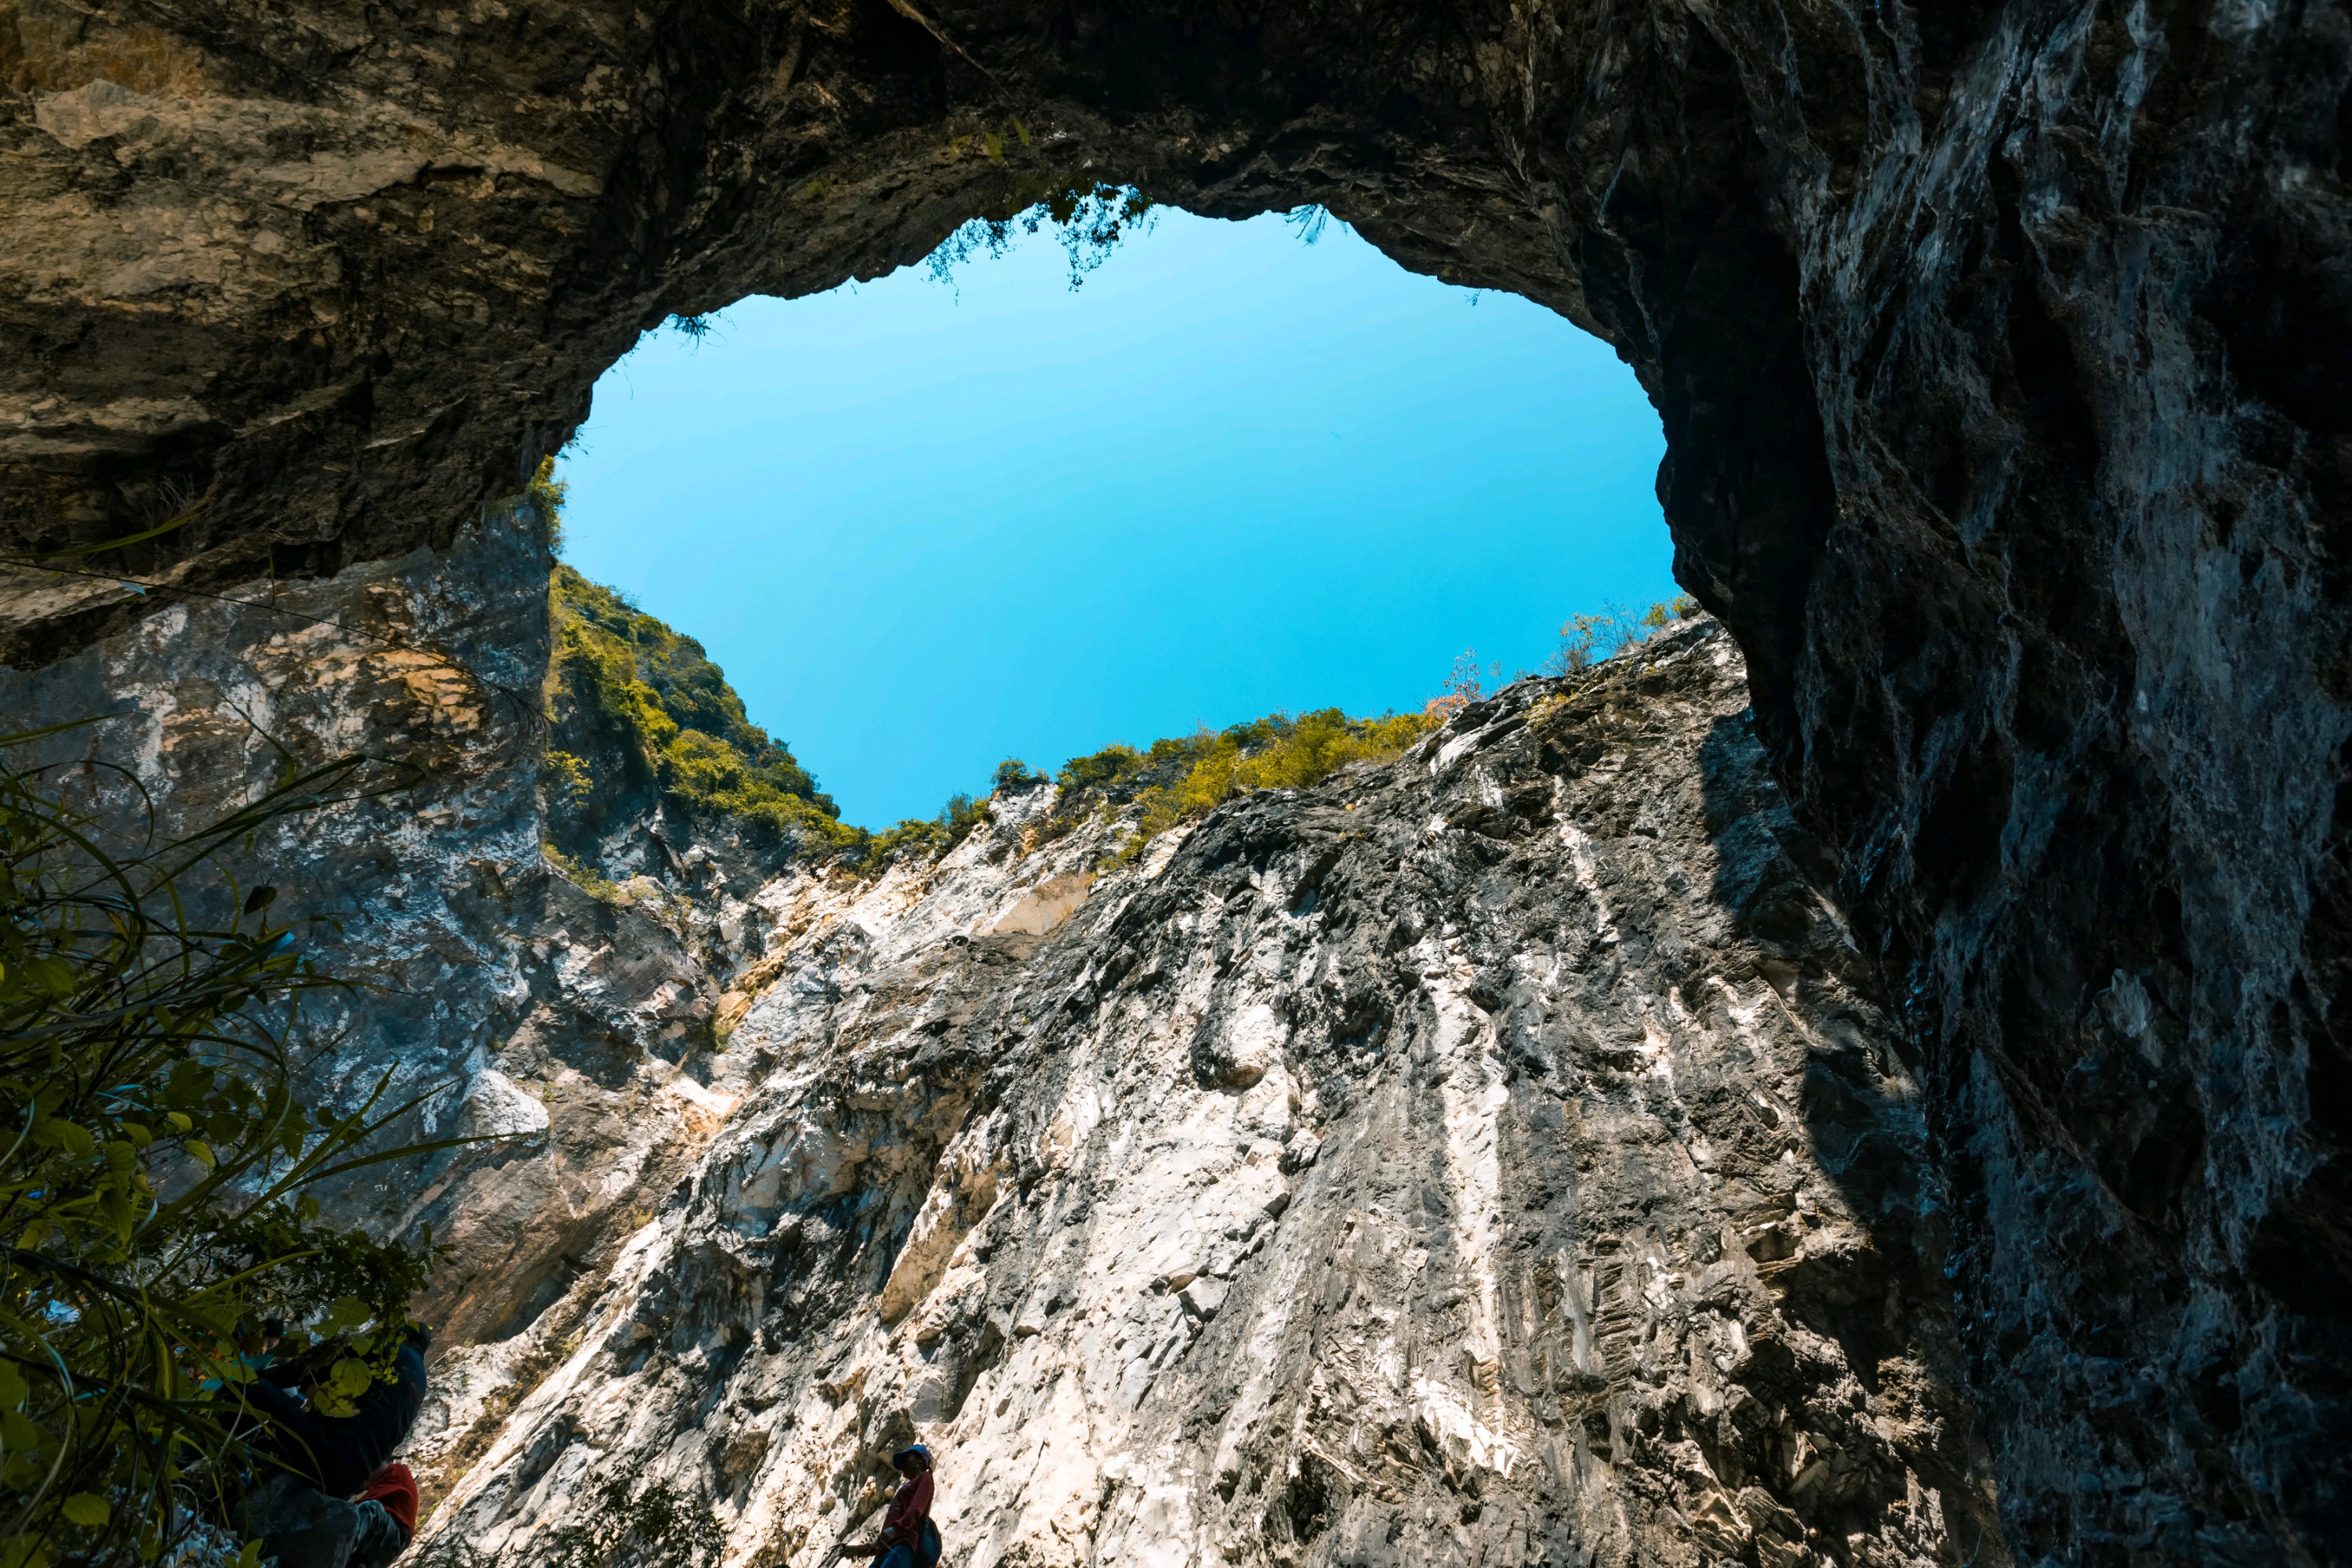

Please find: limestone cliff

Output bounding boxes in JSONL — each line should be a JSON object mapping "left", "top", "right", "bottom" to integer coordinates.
{"left": 5, "top": 2, "right": 2350, "bottom": 1559}
{"left": 401, "top": 619, "right": 2002, "bottom": 1568}
{"left": 0, "top": 511, "right": 793, "bottom": 1358}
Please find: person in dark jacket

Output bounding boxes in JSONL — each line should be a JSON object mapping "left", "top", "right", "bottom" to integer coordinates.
{"left": 844, "top": 1445, "right": 936, "bottom": 1568}
{"left": 234, "top": 1327, "right": 432, "bottom": 1568}
{"left": 242, "top": 1331, "right": 429, "bottom": 1497}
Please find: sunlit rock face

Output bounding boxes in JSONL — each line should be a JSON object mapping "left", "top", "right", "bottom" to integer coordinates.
{"left": 5, "top": 2, "right": 2349, "bottom": 1559}
{"left": 0, "top": 510, "right": 772, "bottom": 1355}
{"left": 412, "top": 622, "right": 2004, "bottom": 1568}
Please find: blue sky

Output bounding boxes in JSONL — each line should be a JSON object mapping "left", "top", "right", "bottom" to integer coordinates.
{"left": 555, "top": 209, "right": 1671, "bottom": 828}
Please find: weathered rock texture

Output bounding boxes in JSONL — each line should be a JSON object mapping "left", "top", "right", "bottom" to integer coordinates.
{"left": 0, "top": 507, "right": 785, "bottom": 1356}
{"left": 4, "top": 2, "right": 2348, "bottom": 1561}
{"left": 414, "top": 620, "right": 2005, "bottom": 1568}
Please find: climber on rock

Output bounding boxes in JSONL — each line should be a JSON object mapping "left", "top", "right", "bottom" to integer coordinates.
{"left": 231, "top": 1323, "right": 434, "bottom": 1568}
{"left": 843, "top": 1443, "right": 939, "bottom": 1568}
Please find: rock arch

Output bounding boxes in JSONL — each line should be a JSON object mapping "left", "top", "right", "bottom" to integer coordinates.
{"left": 5, "top": 1, "right": 2348, "bottom": 1557}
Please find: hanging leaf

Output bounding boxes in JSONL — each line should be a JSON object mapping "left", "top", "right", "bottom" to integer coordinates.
{"left": 59, "top": 1495, "right": 108, "bottom": 1528}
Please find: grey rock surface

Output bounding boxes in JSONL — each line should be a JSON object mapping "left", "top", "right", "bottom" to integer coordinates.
{"left": 414, "top": 620, "right": 2005, "bottom": 1568}
{"left": 0, "top": 507, "right": 779, "bottom": 1359}
{"left": 5, "top": 2, "right": 2348, "bottom": 1558}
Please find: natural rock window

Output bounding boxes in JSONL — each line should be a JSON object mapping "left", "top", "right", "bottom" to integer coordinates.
{"left": 2, "top": 2, "right": 2345, "bottom": 1562}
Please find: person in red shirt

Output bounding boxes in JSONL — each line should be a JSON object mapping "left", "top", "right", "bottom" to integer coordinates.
{"left": 845, "top": 1444, "right": 935, "bottom": 1566}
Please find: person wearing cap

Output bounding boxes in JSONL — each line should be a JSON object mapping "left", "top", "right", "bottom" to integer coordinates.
{"left": 844, "top": 1444, "right": 937, "bottom": 1567}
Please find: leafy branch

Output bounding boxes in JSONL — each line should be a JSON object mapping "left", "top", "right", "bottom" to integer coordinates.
{"left": 0, "top": 735, "right": 457, "bottom": 1567}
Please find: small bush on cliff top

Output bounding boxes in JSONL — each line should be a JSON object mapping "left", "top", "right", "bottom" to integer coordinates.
{"left": 858, "top": 760, "right": 1049, "bottom": 876}
{"left": 0, "top": 736, "right": 447, "bottom": 1567}
{"left": 1041, "top": 710, "right": 1434, "bottom": 862}
{"left": 1537, "top": 595, "right": 1699, "bottom": 678}
{"left": 1130, "top": 709, "right": 1432, "bottom": 841}
{"left": 993, "top": 758, "right": 1044, "bottom": 792}
{"left": 862, "top": 792, "right": 986, "bottom": 872}
{"left": 1424, "top": 650, "right": 1501, "bottom": 720}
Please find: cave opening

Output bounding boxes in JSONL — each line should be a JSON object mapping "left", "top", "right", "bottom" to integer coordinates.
{"left": 548, "top": 201, "right": 1674, "bottom": 829}
{"left": 1, "top": 0, "right": 2341, "bottom": 1555}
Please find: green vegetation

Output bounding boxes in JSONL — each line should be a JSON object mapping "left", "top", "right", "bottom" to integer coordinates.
{"left": 543, "top": 558, "right": 1028, "bottom": 880}
{"left": 1054, "top": 742, "right": 1156, "bottom": 795}
{"left": 1128, "top": 710, "right": 1433, "bottom": 841}
{"left": 539, "top": 750, "right": 593, "bottom": 814}
{"left": 1039, "top": 710, "right": 1436, "bottom": 862}
{"left": 537, "top": 470, "right": 855, "bottom": 857}
{"left": 862, "top": 790, "right": 989, "bottom": 869}
{"left": 1425, "top": 597, "right": 1701, "bottom": 720}
{"left": 536, "top": 459, "right": 1044, "bottom": 878}
{"left": 855, "top": 761, "right": 1043, "bottom": 871}
{"left": 1043, "top": 594, "right": 1702, "bottom": 859}
{"left": 540, "top": 842, "right": 626, "bottom": 905}
{"left": 926, "top": 180, "right": 1156, "bottom": 289}
{"left": 546, "top": 565, "right": 863, "bottom": 858}
{"left": 1541, "top": 595, "right": 1699, "bottom": 677}
{"left": 527, "top": 456, "right": 568, "bottom": 555}
{"left": 534, "top": 452, "right": 1701, "bottom": 885}
{"left": 0, "top": 737, "right": 448, "bottom": 1567}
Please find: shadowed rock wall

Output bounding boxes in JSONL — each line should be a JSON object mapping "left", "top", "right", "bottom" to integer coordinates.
{"left": 4, "top": 2, "right": 2348, "bottom": 1560}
